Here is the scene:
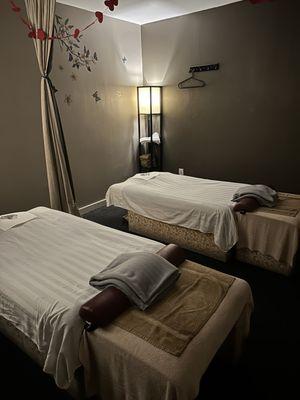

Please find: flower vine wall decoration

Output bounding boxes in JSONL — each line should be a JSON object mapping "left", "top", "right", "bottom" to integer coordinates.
{"left": 54, "top": 15, "right": 98, "bottom": 72}
{"left": 6, "top": 1, "right": 120, "bottom": 55}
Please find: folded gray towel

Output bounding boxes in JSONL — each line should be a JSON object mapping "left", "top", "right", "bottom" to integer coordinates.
{"left": 232, "top": 184, "right": 277, "bottom": 207}
{"left": 89, "top": 252, "right": 180, "bottom": 311}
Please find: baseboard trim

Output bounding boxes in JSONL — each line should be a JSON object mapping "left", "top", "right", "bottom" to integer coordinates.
{"left": 79, "top": 198, "right": 106, "bottom": 215}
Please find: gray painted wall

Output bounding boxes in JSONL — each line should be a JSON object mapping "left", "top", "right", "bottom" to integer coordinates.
{"left": 142, "top": 0, "right": 300, "bottom": 193}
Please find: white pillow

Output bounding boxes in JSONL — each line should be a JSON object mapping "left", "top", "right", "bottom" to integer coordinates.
{"left": 131, "top": 172, "right": 160, "bottom": 181}
{"left": 0, "top": 212, "right": 37, "bottom": 231}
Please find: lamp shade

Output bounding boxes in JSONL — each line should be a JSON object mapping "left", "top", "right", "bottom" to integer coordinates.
{"left": 138, "top": 86, "right": 161, "bottom": 114}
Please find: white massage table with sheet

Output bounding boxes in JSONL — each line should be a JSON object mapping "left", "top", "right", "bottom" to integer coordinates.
{"left": 106, "top": 172, "right": 245, "bottom": 253}
{"left": 106, "top": 172, "right": 300, "bottom": 275}
{"left": 0, "top": 207, "right": 253, "bottom": 400}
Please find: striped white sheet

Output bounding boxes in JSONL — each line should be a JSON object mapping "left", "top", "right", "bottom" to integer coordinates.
{"left": 106, "top": 172, "right": 247, "bottom": 251}
{"left": 0, "top": 207, "right": 163, "bottom": 389}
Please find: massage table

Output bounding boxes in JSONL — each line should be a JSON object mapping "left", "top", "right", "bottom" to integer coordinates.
{"left": 0, "top": 207, "right": 253, "bottom": 400}
{"left": 106, "top": 173, "right": 300, "bottom": 276}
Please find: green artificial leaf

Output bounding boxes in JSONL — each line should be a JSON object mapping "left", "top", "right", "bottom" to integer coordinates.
{"left": 65, "top": 18, "right": 69, "bottom": 25}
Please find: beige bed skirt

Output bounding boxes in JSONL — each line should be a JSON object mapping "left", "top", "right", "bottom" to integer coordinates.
{"left": 235, "top": 247, "right": 292, "bottom": 276}
{"left": 127, "top": 211, "right": 229, "bottom": 262}
{"left": 127, "top": 211, "right": 293, "bottom": 275}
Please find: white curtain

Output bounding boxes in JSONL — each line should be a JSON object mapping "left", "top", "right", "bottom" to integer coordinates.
{"left": 25, "top": 0, "right": 79, "bottom": 215}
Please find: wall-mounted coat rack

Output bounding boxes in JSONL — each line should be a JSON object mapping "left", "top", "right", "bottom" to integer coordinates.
{"left": 189, "top": 63, "right": 220, "bottom": 73}
{"left": 178, "top": 63, "right": 220, "bottom": 89}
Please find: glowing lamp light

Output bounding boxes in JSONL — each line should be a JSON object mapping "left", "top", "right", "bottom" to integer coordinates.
{"left": 138, "top": 86, "right": 162, "bottom": 114}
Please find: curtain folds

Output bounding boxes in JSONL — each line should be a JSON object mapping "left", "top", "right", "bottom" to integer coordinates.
{"left": 25, "top": 0, "right": 79, "bottom": 215}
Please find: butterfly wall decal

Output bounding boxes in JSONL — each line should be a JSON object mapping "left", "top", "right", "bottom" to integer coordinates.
{"left": 64, "top": 94, "right": 72, "bottom": 106}
{"left": 92, "top": 91, "right": 101, "bottom": 103}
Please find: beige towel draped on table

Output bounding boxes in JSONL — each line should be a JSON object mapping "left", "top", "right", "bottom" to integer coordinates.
{"left": 25, "top": 0, "right": 78, "bottom": 215}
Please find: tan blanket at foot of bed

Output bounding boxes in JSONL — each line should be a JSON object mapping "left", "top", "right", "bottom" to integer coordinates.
{"left": 113, "top": 261, "right": 234, "bottom": 356}
{"left": 79, "top": 261, "right": 253, "bottom": 400}
{"left": 236, "top": 192, "right": 300, "bottom": 269}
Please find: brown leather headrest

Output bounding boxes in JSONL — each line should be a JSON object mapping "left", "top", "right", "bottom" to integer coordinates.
{"left": 79, "top": 244, "right": 185, "bottom": 330}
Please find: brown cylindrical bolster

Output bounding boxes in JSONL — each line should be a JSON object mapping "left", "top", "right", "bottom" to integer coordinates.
{"left": 233, "top": 197, "right": 260, "bottom": 214}
{"left": 157, "top": 243, "right": 185, "bottom": 267}
{"left": 79, "top": 287, "right": 131, "bottom": 329}
{"left": 79, "top": 244, "right": 185, "bottom": 330}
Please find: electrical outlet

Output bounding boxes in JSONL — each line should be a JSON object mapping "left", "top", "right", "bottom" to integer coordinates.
{"left": 178, "top": 168, "right": 184, "bottom": 175}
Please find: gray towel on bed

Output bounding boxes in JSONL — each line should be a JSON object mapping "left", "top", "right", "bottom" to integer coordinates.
{"left": 232, "top": 184, "right": 277, "bottom": 207}
{"left": 89, "top": 252, "right": 180, "bottom": 311}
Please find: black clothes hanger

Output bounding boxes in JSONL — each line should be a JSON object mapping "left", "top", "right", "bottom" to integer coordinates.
{"left": 178, "top": 72, "right": 206, "bottom": 89}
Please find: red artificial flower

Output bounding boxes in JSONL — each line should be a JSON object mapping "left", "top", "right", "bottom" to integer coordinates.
{"left": 95, "top": 11, "right": 104, "bottom": 23}
{"left": 73, "top": 28, "right": 80, "bottom": 38}
{"left": 37, "top": 28, "right": 47, "bottom": 40}
{"left": 28, "top": 30, "right": 36, "bottom": 39}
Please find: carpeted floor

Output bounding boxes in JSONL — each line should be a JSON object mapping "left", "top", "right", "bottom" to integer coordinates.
{"left": 1, "top": 205, "right": 299, "bottom": 399}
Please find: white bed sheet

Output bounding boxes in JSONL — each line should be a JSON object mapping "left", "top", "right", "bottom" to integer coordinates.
{"left": 106, "top": 172, "right": 246, "bottom": 251}
{"left": 0, "top": 207, "right": 163, "bottom": 389}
